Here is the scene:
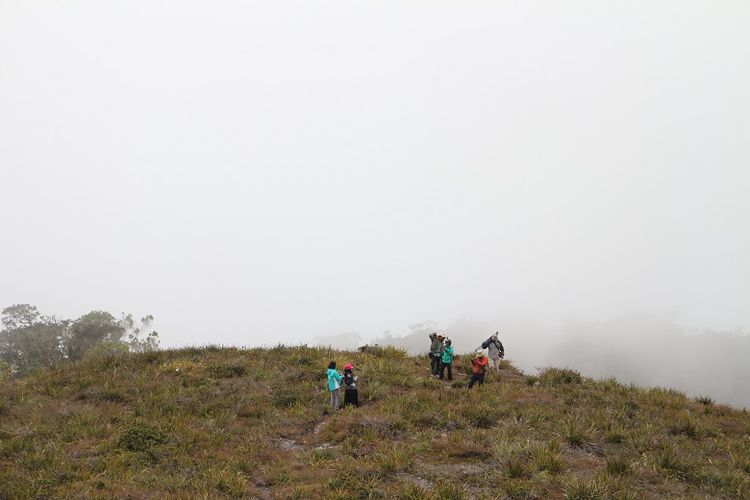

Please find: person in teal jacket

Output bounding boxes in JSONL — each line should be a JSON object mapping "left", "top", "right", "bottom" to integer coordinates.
{"left": 439, "top": 339, "right": 454, "bottom": 381}
{"left": 327, "top": 361, "right": 343, "bottom": 410}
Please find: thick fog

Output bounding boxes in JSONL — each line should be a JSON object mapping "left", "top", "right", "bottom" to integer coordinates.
{"left": 1, "top": 3, "right": 748, "bottom": 403}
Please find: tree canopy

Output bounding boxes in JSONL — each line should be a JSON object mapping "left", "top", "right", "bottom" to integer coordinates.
{"left": 0, "top": 304, "right": 159, "bottom": 376}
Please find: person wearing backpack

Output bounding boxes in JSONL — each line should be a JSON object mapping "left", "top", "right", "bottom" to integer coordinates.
{"left": 439, "top": 338, "right": 454, "bottom": 381}
{"left": 342, "top": 363, "right": 359, "bottom": 407}
{"left": 327, "top": 361, "right": 343, "bottom": 410}
{"left": 468, "top": 350, "right": 488, "bottom": 389}
{"left": 428, "top": 332, "right": 445, "bottom": 376}
{"left": 485, "top": 332, "right": 505, "bottom": 372}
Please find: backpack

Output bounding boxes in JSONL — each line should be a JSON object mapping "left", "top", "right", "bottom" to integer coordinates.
{"left": 481, "top": 338, "right": 491, "bottom": 349}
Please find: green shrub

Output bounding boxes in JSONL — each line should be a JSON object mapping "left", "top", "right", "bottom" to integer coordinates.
{"left": 273, "top": 389, "right": 300, "bottom": 408}
{"left": 117, "top": 423, "right": 166, "bottom": 452}
{"left": 539, "top": 368, "right": 582, "bottom": 385}
{"left": 208, "top": 362, "right": 246, "bottom": 378}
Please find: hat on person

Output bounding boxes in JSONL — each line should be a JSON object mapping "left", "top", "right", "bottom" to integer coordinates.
{"left": 475, "top": 350, "right": 484, "bottom": 357}
{"left": 437, "top": 334, "right": 445, "bottom": 340}
{"left": 344, "top": 363, "right": 353, "bottom": 370}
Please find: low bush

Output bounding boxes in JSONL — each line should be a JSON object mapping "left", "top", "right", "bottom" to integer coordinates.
{"left": 539, "top": 368, "right": 582, "bottom": 385}
{"left": 116, "top": 423, "right": 167, "bottom": 452}
{"left": 208, "top": 362, "right": 246, "bottom": 378}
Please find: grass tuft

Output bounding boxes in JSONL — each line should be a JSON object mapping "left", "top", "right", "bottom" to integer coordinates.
{"left": 605, "top": 456, "right": 630, "bottom": 476}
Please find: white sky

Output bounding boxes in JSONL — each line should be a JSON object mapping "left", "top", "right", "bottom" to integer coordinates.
{"left": 1, "top": 1, "right": 748, "bottom": 347}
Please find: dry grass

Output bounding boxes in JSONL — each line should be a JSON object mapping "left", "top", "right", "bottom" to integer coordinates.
{"left": 0, "top": 346, "right": 748, "bottom": 498}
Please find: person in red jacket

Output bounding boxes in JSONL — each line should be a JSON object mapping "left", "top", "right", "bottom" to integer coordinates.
{"left": 468, "top": 350, "right": 488, "bottom": 389}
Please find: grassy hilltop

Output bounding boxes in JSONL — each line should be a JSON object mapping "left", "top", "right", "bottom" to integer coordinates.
{"left": 0, "top": 346, "right": 748, "bottom": 499}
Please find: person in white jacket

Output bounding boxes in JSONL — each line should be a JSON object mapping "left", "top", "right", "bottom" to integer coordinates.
{"left": 485, "top": 332, "right": 505, "bottom": 372}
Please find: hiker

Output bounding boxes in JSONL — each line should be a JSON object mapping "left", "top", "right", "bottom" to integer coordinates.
{"left": 484, "top": 332, "right": 505, "bottom": 372}
{"left": 326, "top": 361, "right": 343, "bottom": 410}
{"left": 439, "top": 338, "right": 454, "bottom": 381}
{"left": 428, "top": 332, "right": 445, "bottom": 376}
{"left": 343, "top": 363, "right": 359, "bottom": 407}
{"left": 468, "top": 350, "right": 488, "bottom": 389}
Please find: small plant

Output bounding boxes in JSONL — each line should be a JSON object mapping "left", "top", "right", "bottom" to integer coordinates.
{"left": 605, "top": 429, "right": 625, "bottom": 444}
{"left": 695, "top": 396, "right": 714, "bottom": 406}
{"left": 506, "top": 456, "right": 528, "bottom": 478}
{"left": 208, "top": 362, "right": 246, "bottom": 378}
{"left": 505, "top": 478, "right": 535, "bottom": 499}
{"left": 668, "top": 419, "right": 699, "bottom": 439}
{"left": 434, "top": 479, "right": 466, "bottom": 499}
{"left": 372, "top": 446, "right": 413, "bottom": 475}
{"left": 525, "top": 375, "right": 539, "bottom": 386}
{"left": 563, "top": 419, "right": 590, "bottom": 447}
{"left": 657, "top": 445, "right": 695, "bottom": 479}
{"left": 564, "top": 477, "right": 618, "bottom": 499}
{"left": 272, "top": 389, "right": 299, "bottom": 408}
{"left": 116, "top": 423, "right": 166, "bottom": 452}
{"left": 398, "top": 483, "right": 432, "bottom": 500}
{"left": 605, "top": 456, "right": 630, "bottom": 476}
{"left": 539, "top": 368, "right": 582, "bottom": 385}
{"left": 623, "top": 400, "right": 639, "bottom": 419}
{"left": 533, "top": 447, "right": 562, "bottom": 474}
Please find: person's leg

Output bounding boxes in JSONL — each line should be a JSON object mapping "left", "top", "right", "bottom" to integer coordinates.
{"left": 343, "top": 390, "right": 351, "bottom": 407}
{"left": 447, "top": 363, "right": 452, "bottom": 381}
{"left": 334, "top": 389, "right": 341, "bottom": 410}
{"left": 478, "top": 373, "right": 485, "bottom": 386}
{"left": 468, "top": 374, "right": 477, "bottom": 389}
{"left": 330, "top": 390, "right": 336, "bottom": 409}
{"left": 352, "top": 390, "right": 359, "bottom": 407}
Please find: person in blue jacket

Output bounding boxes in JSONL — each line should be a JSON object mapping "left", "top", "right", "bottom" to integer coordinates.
{"left": 327, "top": 361, "right": 343, "bottom": 410}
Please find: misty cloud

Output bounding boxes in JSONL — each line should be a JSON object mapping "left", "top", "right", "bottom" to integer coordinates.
{"left": 1, "top": 3, "right": 748, "bottom": 403}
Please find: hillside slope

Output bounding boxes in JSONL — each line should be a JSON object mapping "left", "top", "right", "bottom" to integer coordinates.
{"left": 0, "top": 346, "right": 748, "bottom": 498}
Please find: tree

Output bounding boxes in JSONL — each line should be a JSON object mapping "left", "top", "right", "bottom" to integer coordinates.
{"left": 119, "top": 313, "right": 159, "bottom": 353}
{"left": 1, "top": 304, "right": 161, "bottom": 376}
{"left": 7, "top": 322, "right": 66, "bottom": 375}
{"left": 0, "top": 306, "right": 65, "bottom": 376}
{"left": 65, "top": 311, "right": 125, "bottom": 361}
{"left": 1, "top": 304, "right": 40, "bottom": 331}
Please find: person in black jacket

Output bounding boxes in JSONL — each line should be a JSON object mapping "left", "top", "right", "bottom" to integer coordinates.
{"left": 428, "top": 332, "right": 445, "bottom": 376}
{"left": 342, "top": 363, "right": 359, "bottom": 407}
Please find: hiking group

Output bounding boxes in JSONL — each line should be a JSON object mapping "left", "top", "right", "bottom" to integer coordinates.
{"left": 429, "top": 331, "right": 505, "bottom": 389}
{"left": 325, "top": 332, "right": 505, "bottom": 410}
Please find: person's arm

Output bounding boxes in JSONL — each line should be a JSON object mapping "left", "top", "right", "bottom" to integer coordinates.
{"left": 335, "top": 371, "right": 343, "bottom": 382}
